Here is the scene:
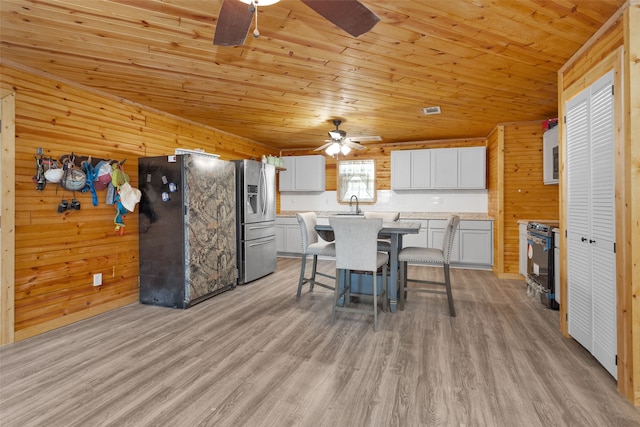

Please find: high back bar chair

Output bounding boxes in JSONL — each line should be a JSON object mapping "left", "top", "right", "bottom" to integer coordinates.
{"left": 296, "top": 212, "right": 335, "bottom": 299}
{"left": 398, "top": 215, "right": 460, "bottom": 316}
{"left": 329, "top": 217, "right": 388, "bottom": 331}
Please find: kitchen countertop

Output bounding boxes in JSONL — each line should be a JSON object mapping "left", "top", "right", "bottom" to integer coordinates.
{"left": 278, "top": 211, "right": 493, "bottom": 220}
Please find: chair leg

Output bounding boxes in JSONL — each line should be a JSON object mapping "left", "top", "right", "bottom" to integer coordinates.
{"left": 373, "top": 269, "right": 378, "bottom": 331}
{"left": 382, "top": 264, "right": 388, "bottom": 313}
{"left": 399, "top": 261, "right": 406, "bottom": 311}
{"left": 344, "top": 270, "right": 351, "bottom": 307}
{"left": 331, "top": 268, "right": 341, "bottom": 326}
{"left": 443, "top": 264, "right": 456, "bottom": 317}
{"left": 310, "top": 255, "right": 319, "bottom": 291}
{"left": 296, "top": 254, "right": 307, "bottom": 300}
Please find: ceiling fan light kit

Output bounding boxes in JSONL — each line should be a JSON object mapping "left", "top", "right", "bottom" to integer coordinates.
{"left": 313, "top": 119, "right": 373, "bottom": 157}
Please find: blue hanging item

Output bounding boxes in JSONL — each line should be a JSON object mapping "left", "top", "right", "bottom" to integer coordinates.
{"left": 113, "top": 191, "right": 128, "bottom": 235}
{"left": 83, "top": 159, "right": 110, "bottom": 207}
{"left": 83, "top": 161, "right": 98, "bottom": 206}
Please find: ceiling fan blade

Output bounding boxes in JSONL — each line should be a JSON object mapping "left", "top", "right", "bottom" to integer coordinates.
{"left": 301, "top": 0, "right": 380, "bottom": 37}
{"left": 346, "top": 135, "right": 382, "bottom": 142}
{"left": 345, "top": 141, "right": 367, "bottom": 150}
{"left": 213, "top": 0, "right": 253, "bottom": 46}
{"left": 314, "top": 142, "right": 334, "bottom": 151}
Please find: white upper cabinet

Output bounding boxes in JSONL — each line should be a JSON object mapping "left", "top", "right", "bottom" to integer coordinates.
{"left": 279, "top": 155, "right": 326, "bottom": 192}
{"left": 543, "top": 126, "right": 559, "bottom": 185}
{"left": 392, "top": 147, "right": 486, "bottom": 190}
{"left": 431, "top": 148, "right": 458, "bottom": 188}
{"left": 391, "top": 150, "right": 431, "bottom": 189}
{"left": 457, "top": 147, "right": 486, "bottom": 189}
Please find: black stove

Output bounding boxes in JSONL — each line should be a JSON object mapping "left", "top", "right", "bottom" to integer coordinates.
{"left": 527, "top": 221, "right": 558, "bottom": 309}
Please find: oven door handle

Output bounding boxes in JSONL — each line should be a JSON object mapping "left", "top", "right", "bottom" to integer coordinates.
{"left": 527, "top": 234, "right": 547, "bottom": 246}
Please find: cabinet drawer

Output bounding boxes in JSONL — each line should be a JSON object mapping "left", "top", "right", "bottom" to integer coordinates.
{"left": 429, "top": 219, "right": 492, "bottom": 231}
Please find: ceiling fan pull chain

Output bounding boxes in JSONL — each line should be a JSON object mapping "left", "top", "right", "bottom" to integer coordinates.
{"left": 252, "top": 1, "right": 260, "bottom": 38}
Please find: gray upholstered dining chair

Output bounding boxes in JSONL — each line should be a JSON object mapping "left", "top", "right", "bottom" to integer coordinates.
{"left": 363, "top": 211, "right": 400, "bottom": 253}
{"left": 329, "top": 217, "right": 388, "bottom": 331}
{"left": 296, "top": 212, "right": 335, "bottom": 299}
{"left": 398, "top": 215, "right": 460, "bottom": 316}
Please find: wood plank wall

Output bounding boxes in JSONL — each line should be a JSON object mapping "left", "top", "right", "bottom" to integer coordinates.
{"left": 504, "top": 122, "right": 560, "bottom": 273}
{"left": 626, "top": 1, "right": 640, "bottom": 405}
{"left": 487, "top": 121, "right": 559, "bottom": 278}
{"left": 0, "top": 64, "right": 278, "bottom": 341}
{"left": 487, "top": 125, "right": 503, "bottom": 275}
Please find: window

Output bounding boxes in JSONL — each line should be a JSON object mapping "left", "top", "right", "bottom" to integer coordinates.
{"left": 337, "top": 160, "right": 376, "bottom": 204}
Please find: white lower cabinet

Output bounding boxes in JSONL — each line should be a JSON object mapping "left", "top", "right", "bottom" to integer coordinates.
{"left": 276, "top": 217, "right": 303, "bottom": 254}
{"left": 519, "top": 222, "right": 528, "bottom": 277}
{"left": 401, "top": 220, "right": 429, "bottom": 248}
{"left": 277, "top": 216, "right": 493, "bottom": 268}
{"left": 276, "top": 216, "right": 330, "bottom": 255}
{"left": 404, "top": 219, "right": 492, "bottom": 268}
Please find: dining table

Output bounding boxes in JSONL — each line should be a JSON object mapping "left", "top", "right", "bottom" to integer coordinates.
{"left": 315, "top": 220, "right": 422, "bottom": 313}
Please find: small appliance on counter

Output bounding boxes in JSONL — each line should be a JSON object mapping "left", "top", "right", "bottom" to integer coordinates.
{"left": 526, "top": 221, "right": 559, "bottom": 309}
{"left": 233, "top": 159, "right": 277, "bottom": 284}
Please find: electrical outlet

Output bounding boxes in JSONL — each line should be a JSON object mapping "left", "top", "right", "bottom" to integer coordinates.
{"left": 93, "top": 273, "right": 103, "bottom": 286}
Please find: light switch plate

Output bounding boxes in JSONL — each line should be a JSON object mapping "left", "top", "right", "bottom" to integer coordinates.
{"left": 93, "top": 273, "right": 103, "bottom": 286}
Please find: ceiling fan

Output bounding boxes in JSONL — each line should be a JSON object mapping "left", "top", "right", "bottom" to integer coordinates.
{"left": 314, "top": 120, "right": 380, "bottom": 156}
{"left": 214, "top": 0, "right": 380, "bottom": 46}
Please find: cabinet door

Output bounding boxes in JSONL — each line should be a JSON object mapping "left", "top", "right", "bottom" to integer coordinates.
{"left": 285, "top": 224, "right": 302, "bottom": 254}
{"left": 519, "top": 223, "right": 528, "bottom": 276}
{"left": 543, "top": 126, "right": 559, "bottom": 184}
{"left": 431, "top": 149, "right": 458, "bottom": 188}
{"left": 458, "top": 147, "right": 486, "bottom": 189}
{"left": 294, "top": 156, "right": 325, "bottom": 191}
{"left": 276, "top": 224, "right": 287, "bottom": 252}
{"left": 428, "top": 222, "right": 461, "bottom": 263}
{"left": 391, "top": 150, "right": 412, "bottom": 190}
{"left": 459, "top": 229, "right": 492, "bottom": 265}
{"left": 402, "top": 220, "right": 428, "bottom": 248}
{"left": 411, "top": 150, "right": 431, "bottom": 188}
{"left": 279, "top": 157, "right": 296, "bottom": 191}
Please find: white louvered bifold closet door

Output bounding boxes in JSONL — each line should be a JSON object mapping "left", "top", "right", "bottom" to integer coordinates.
{"left": 589, "top": 72, "right": 616, "bottom": 378}
{"left": 566, "top": 69, "right": 617, "bottom": 379}
{"left": 566, "top": 89, "right": 592, "bottom": 352}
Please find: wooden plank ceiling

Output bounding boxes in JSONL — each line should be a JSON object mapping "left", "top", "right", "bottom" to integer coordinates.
{"left": 0, "top": 0, "right": 625, "bottom": 150}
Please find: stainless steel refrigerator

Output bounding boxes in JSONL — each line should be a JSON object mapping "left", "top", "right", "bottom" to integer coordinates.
{"left": 233, "top": 160, "right": 277, "bottom": 284}
{"left": 138, "top": 154, "right": 237, "bottom": 308}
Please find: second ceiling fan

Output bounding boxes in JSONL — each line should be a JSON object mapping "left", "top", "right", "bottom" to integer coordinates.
{"left": 214, "top": 0, "right": 380, "bottom": 46}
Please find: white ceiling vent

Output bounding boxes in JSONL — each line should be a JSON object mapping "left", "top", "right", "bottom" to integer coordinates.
{"left": 422, "top": 106, "right": 441, "bottom": 115}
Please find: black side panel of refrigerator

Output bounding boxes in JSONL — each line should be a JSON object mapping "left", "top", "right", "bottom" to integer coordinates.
{"left": 138, "top": 156, "right": 187, "bottom": 308}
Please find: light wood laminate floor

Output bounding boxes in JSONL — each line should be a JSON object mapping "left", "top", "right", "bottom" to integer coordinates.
{"left": 2, "top": 258, "right": 639, "bottom": 426}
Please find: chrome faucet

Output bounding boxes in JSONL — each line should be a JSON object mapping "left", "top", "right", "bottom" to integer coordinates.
{"left": 349, "top": 195, "right": 360, "bottom": 214}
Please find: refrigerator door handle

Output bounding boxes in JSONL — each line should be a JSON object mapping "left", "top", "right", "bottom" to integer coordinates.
{"left": 248, "top": 225, "right": 274, "bottom": 230}
{"left": 260, "top": 166, "right": 267, "bottom": 216}
{"left": 249, "top": 238, "right": 276, "bottom": 247}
